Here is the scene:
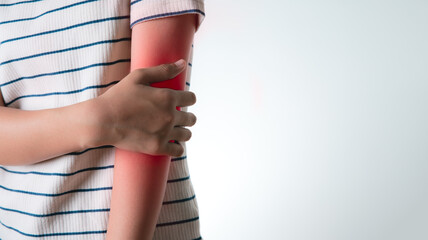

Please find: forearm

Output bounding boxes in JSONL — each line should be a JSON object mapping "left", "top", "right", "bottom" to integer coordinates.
{"left": 0, "top": 100, "right": 98, "bottom": 166}
{"left": 106, "top": 14, "right": 196, "bottom": 240}
{"left": 108, "top": 152, "right": 170, "bottom": 240}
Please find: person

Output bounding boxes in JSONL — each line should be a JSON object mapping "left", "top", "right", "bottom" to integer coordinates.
{"left": 0, "top": 0, "right": 205, "bottom": 239}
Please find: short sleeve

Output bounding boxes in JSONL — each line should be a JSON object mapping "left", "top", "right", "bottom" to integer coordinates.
{"left": 130, "top": 0, "right": 205, "bottom": 31}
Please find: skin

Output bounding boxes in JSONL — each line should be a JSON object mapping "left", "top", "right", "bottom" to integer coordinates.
{"left": 106, "top": 14, "right": 198, "bottom": 240}
{"left": 0, "top": 93, "right": 97, "bottom": 165}
{"left": 0, "top": 62, "right": 196, "bottom": 166}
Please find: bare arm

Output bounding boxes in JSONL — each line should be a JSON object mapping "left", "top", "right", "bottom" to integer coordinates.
{"left": 0, "top": 91, "right": 97, "bottom": 166}
{"left": 0, "top": 65, "right": 196, "bottom": 167}
{"left": 106, "top": 14, "right": 198, "bottom": 240}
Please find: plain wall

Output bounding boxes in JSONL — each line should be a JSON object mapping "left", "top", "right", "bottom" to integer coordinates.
{"left": 188, "top": 0, "right": 428, "bottom": 239}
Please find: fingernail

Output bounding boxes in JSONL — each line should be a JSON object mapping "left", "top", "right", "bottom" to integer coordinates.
{"left": 174, "top": 59, "right": 186, "bottom": 68}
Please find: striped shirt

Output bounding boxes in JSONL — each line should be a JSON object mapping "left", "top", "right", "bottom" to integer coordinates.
{"left": 0, "top": 0, "right": 205, "bottom": 239}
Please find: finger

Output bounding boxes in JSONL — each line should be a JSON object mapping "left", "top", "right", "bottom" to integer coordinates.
{"left": 174, "top": 111, "right": 197, "bottom": 127}
{"left": 136, "top": 59, "right": 186, "bottom": 85}
{"left": 170, "top": 127, "right": 192, "bottom": 142}
{"left": 176, "top": 91, "right": 197, "bottom": 107}
{"left": 164, "top": 141, "right": 184, "bottom": 157}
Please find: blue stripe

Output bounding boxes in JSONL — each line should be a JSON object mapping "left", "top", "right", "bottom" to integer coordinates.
{"left": 193, "top": 237, "right": 202, "bottom": 240}
{"left": 130, "top": 0, "right": 142, "bottom": 6}
{"left": 0, "top": 196, "right": 195, "bottom": 218}
{"left": 156, "top": 216, "right": 199, "bottom": 227}
{"left": 0, "top": 165, "right": 114, "bottom": 177}
{"left": 171, "top": 156, "right": 187, "bottom": 162}
{"left": 0, "top": 59, "right": 130, "bottom": 88}
{"left": 0, "top": 185, "right": 112, "bottom": 197}
{"left": 186, "top": 82, "right": 191, "bottom": 86}
{"left": 0, "top": 206, "right": 109, "bottom": 218}
{"left": 0, "top": 0, "right": 42, "bottom": 7}
{"left": 167, "top": 176, "right": 190, "bottom": 183}
{"left": 0, "top": 0, "right": 98, "bottom": 25}
{"left": 0, "top": 218, "right": 200, "bottom": 237}
{"left": 0, "top": 220, "right": 106, "bottom": 237}
{"left": 0, "top": 38, "right": 130, "bottom": 66}
{"left": 130, "top": 9, "right": 205, "bottom": 29}
{"left": 67, "top": 145, "right": 115, "bottom": 156}
{"left": 0, "top": 16, "right": 130, "bottom": 45}
{"left": 163, "top": 195, "right": 195, "bottom": 205}
{"left": 6, "top": 80, "right": 119, "bottom": 105}
{"left": 188, "top": 62, "right": 193, "bottom": 67}
{"left": 5, "top": 81, "right": 119, "bottom": 106}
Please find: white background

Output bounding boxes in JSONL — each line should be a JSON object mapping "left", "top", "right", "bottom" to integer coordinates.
{"left": 188, "top": 0, "right": 428, "bottom": 239}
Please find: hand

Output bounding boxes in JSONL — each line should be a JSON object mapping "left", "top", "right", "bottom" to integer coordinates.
{"left": 91, "top": 59, "right": 197, "bottom": 156}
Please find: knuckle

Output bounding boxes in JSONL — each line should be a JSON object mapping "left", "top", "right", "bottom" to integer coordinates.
{"left": 160, "top": 63, "right": 175, "bottom": 75}
{"left": 158, "top": 89, "right": 174, "bottom": 104}
{"left": 148, "top": 138, "right": 162, "bottom": 154}
{"left": 163, "top": 113, "right": 174, "bottom": 125}
{"left": 159, "top": 64, "right": 169, "bottom": 73}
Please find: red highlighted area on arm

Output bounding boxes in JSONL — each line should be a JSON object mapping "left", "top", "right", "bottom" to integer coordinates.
{"left": 106, "top": 14, "right": 197, "bottom": 240}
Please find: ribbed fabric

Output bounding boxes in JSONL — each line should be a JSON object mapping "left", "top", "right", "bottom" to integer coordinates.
{"left": 0, "top": 0, "right": 205, "bottom": 239}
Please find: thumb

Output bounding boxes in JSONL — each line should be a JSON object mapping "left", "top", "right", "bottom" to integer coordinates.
{"left": 136, "top": 59, "right": 186, "bottom": 85}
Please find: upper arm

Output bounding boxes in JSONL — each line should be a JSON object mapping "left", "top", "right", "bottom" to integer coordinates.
{"left": 130, "top": 14, "right": 198, "bottom": 74}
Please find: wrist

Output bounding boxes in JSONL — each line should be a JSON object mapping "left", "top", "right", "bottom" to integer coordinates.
{"left": 70, "top": 98, "right": 108, "bottom": 150}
